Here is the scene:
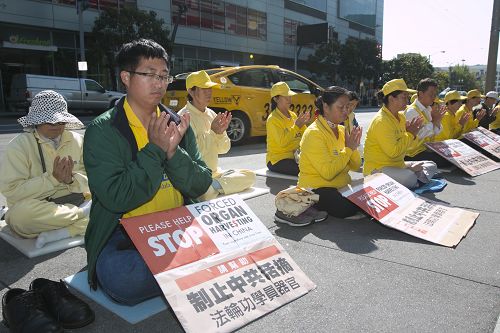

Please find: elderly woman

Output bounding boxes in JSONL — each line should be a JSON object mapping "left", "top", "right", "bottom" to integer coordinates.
{"left": 297, "top": 86, "right": 364, "bottom": 219}
{"left": 363, "top": 79, "right": 437, "bottom": 189}
{"left": 0, "top": 90, "right": 90, "bottom": 248}
{"left": 266, "top": 82, "right": 310, "bottom": 176}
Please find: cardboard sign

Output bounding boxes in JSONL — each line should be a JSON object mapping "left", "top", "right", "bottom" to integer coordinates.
{"left": 463, "top": 127, "right": 500, "bottom": 159}
{"left": 339, "top": 173, "right": 478, "bottom": 247}
{"left": 426, "top": 139, "right": 499, "bottom": 176}
{"left": 121, "top": 195, "right": 316, "bottom": 333}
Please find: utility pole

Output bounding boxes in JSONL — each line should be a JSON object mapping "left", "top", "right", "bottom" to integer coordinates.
{"left": 77, "top": 0, "right": 87, "bottom": 78}
{"left": 486, "top": 0, "right": 500, "bottom": 91}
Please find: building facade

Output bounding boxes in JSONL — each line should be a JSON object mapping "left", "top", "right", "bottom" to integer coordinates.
{"left": 0, "top": 0, "right": 384, "bottom": 109}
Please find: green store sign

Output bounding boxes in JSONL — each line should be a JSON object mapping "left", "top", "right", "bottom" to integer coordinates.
{"left": 9, "top": 35, "right": 51, "bottom": 47}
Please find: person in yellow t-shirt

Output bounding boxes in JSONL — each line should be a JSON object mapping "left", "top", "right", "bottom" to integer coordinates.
{"left": 266, "top": 82, "right": 310, "bottom": 176}
{"left": 296, "top": 86, "right": 364, "bottom": 219}
{"left": 178, "top": 70, "right": 255, "bottom": 200}
{"left": 455, "top": 89, "right": 486, "bottom": 135}
{"left": 363, "top": 79, "right": 437, "bottom": 189}
{"left": 434, "top": 91, "right": 469, "bottom": 142}
{"left": 489, "top": 102, "right": 500, "bottom": 134}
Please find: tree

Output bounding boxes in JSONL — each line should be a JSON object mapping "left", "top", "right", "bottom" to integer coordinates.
{"left": 448, "top": 65, "right": 478, "bottom": 91}
{"left": 381, "top": 53, "right": 433, "bottom": 88}
{"left": 432, "top": 71, "right": 449, "bottom": 92}
{"left": 88, "top": 7, "right": 171, "bottom": 90}
{"left": 306, "top": 39, "right": 341, "bottom": 83}
{"left": 338, "top": 37, "right": 382, "bottom": 88}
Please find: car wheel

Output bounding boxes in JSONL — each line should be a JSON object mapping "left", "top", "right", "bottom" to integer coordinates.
{"left": 227, "top": 111, "right": 249, "bottom": 145}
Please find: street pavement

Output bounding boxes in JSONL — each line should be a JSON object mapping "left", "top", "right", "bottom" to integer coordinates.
{"left": 1, "top": 108, "right": 499, "bottom": 332}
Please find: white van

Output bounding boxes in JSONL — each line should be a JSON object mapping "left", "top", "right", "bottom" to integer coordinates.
{"left": 7, "top": 74, "right": 124, "bottom": 113}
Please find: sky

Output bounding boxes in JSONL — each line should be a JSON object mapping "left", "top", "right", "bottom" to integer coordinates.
{"left": 382, "top": 0, "right": 495, "bottom": 68}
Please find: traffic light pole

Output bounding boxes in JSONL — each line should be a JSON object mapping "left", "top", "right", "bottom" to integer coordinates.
{"left": 78, "top": 0, "right": 87, "bottom": 78}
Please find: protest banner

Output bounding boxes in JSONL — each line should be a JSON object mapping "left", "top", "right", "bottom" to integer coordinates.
{"left": 425, "top": 139, "right": 499, "bottom": 176}
{"left": 339, "top": 173, "right": 478, "bottom": 247}
{"left": 121, "top": 195, "right": 316, "bottom": 333}
{"left": 463, "top": 127, "right": 500, "bottom": 159}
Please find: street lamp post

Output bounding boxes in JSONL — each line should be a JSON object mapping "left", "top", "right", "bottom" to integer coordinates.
{"left": 428, "top": 50, "right": 445, "bottom": 64}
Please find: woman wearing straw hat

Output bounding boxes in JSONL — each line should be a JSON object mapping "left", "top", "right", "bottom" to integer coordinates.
{"left": 0, "top": 90, "right": 90, "bottom": 248}
{"left": 266, "top": 82, "right": 310, "bottom": 176}
{"left": 363, "top": 79, "right": 437, "bottom": 189}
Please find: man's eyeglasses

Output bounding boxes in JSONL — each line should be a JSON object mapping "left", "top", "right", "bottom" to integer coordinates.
{"left": 128, "top": 71, "right": 173, "bottom": 84}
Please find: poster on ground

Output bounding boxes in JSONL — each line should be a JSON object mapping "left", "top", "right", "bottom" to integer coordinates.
{"left": 425, "top": 139, "right": 499, "bottom": 176}
{"left": 463, "top": 127, "right": 500, "bottom": 159}
{"left": 339, "top": 173, "right": 478, "bottom": 247}
{"left": 121, "top": 195, "right": 316, "bottom": 333}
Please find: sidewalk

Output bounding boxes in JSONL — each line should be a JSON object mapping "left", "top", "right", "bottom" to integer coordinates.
{"left": 1, "top": 142, "right": 499, "bottom": 332}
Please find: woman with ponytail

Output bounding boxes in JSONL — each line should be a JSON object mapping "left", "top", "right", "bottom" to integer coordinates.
{"left": 363, "top": 79, "right": 437, "bottom": 189}
{"left": 297, "top": 86, "right": 364, "bottom": 219}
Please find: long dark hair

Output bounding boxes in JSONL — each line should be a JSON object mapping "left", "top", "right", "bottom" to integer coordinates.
{"left": 315, "top": 86, "right": 348, "bottom": 115}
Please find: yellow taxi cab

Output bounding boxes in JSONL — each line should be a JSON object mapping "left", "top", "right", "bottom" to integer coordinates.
{"left": 162, "top": 65, "right": 323, "bottom": 144}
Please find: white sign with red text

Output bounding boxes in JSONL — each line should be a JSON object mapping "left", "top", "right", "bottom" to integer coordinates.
{"left": 121, "top": 195, "right": 316, "bottom": 333}
{"left": 339, "top": 173, "right": 478, "bottom": 247}
{"left": 463, "top": 127, "right": 500, "bottom": 159}
{"left": 426, "top": 139, "right": 499, "bottom": 176}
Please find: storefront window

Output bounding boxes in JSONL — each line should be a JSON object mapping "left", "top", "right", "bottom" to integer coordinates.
{"left": 200, "top": 0, "right": 213, "bottom": 29}
{"left": 284, "top": 18, "right": 301, "bottom": 45}
{"left": 212, "top": 0, "right": 224, "bottom": 31}
{"left": 247, "top": 9, "right": 266, "bottom": 40}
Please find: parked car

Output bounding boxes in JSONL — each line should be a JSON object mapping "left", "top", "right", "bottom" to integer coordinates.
{"left": 7, "top": 74, "right": 124, "bottom": 113}
{"left": 162, "top": 65, "right": 324, "bottom": 144}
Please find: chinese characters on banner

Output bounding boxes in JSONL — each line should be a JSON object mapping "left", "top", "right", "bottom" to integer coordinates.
{"left": 121, "top": 195, "right": 316, "bottom": 333}
{"left": 425, "top": 139, "right": 499, "bottom": 176}
{"left": 339, "top": 173, "right": 479, "bottom": 247}
{"left": 463, "top": 127, "right": 500, "bottom": 159}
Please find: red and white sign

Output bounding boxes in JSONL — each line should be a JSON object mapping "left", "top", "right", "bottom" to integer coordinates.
{"left": 339, "top": 173, "right": 478, "bottom": 247}
{"left": 426, "top": 139, "right": 499, "bottom": 176}
{"left": 121, "top": 195, "right": 316, "bottom": 333}
{"left": 463, "top": 127, "right": 500, "bottom": 159}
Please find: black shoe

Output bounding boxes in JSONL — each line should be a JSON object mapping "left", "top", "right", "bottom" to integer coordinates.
{"left": 2, "top": 288, "right": 63, "bottom": 333}
{"left": 30, "top": 278, "right": 95, "bottom": 329}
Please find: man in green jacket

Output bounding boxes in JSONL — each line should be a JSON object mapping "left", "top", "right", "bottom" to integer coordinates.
{"left": 83, "top": 39, "right": 212, "bottom": 305}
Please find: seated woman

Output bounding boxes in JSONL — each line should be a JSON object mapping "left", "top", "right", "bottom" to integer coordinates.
{"left": 266, "top": 82, "right": 310, "bottom": 176}
{"left": 0, "top": 90, "right": 90, "bottom": 248}
{"left": 363, "top": 79, "right": 437, "bottom": 189}
{"left": 297, "top": 86, "right": 364, "bottom": 219}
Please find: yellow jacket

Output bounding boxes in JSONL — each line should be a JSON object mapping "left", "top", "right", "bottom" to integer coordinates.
{"left": 434, "top": 110, "right": 462, "bottom": 141}
{"left": 178, "top": 102, "right": 231, "bottom": 174}
{"left": 0, "top": 130, "right": 88, "bottom": 207}
{"left": 490, "top": 108, "right": 500, "bottom": 130}
{"left": 456, "top": 104, "right": 479, "bottom": 134}
{"left": 266, "top": 108, "right": 305, "bottom": 165}
{"left": 298, "top": 115, "right": 361, "bottom": 189}
{"left": 363, "top": 106, "right": 416, "bottom": 175}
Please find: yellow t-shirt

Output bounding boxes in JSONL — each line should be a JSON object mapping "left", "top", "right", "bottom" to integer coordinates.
{"left": 455, "top": 104, "right": 479, "bottom": 134}
{"left": 298, "top": 115, "right": 361, "bottom": 189}
{"left": 434, "top": 110, "right": 462, "bottom": 141}
{"left": 122, "top": 98, "right": 183, "bottom": 218}
{"left": 363, "top": 106, "right": 416, "bottom": 175}
{"left": 266, "top": 109, "right": 305, "bottom": 165}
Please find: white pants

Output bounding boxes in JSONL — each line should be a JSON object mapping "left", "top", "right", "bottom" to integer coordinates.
{"left": 378, "top": 161, "right": 437, "bottom": 189}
